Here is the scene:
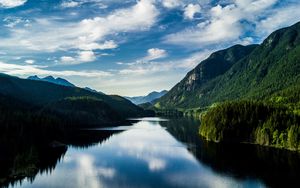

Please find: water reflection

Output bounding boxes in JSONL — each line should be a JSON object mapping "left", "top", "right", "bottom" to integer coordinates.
{"left": 1, "top": 118, "right": 299, "bottom": 188}
{"left": 161, "top": 118, "right": 300, "bottom": 188}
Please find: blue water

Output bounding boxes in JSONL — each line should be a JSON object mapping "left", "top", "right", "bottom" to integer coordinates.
{"left": 10, "top": 117, "right": 297, "bottom": 188}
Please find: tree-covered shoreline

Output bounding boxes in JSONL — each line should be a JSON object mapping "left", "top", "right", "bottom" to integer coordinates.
{"left": 199, "top": 100, "right": 300, "bottom": 151}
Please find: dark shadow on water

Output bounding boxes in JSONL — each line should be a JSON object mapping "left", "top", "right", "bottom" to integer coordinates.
{"left": 160, "top": 117, "right": 300, "bottom": 188}
{"left": 0, "top": 126, "right": 121, "bottom": 188}
{"left": 1, "top": 118, "right": 299, "bottom": 188}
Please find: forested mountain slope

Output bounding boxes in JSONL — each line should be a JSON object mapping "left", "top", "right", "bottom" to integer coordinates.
{"left": 155, "top": 22, "right": 300, "bottom": 110}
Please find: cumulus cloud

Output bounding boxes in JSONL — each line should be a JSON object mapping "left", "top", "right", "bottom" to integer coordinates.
{"left": 78, "top": 51, "right": 96, "bottom": 62}
{"left": 165, "top": 0, "right": 281, "bottom": 48}
{"left": 0, "top": 0, "right": 27, "bottom": 8}
{"left": 184, "top": 4, "right": 201, "bottom": 20}
{"left": 235, "top": 0, "right": 277, "bottom": 13}
{"left": 60, "top": 56, "right": 76, "bottom": 64}
{"left": 124, "top": 48, "right": 167, "bottom": 66}
{"left": 257, "top": 4, "right": 300, "bottom": 36}
{"left": 61, "top": 1, "right": 81, "bottom": 8}
{"left": 166, "top": 4, "right": 242, "bottom": 47}
{"left": 161, "top": 0, "right": 181, "bottom": 8}
{"left": 145, "top": 48, "right": 167, "bottom": 61}
{"left": 119, "top": 49, "right": 211, "bottom": 76}
{"left": 60, "top": 51, "right": 96, "bottom": 64}
{"left": 0, "top": 0, "right": 158, "bottom": 52}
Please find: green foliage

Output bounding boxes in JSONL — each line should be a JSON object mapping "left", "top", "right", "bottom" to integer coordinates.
{"left": 0, "top": 73, "right": 148, "bottom": 121}
{"left": 200, "top": 101, "right": 300, "bottom": 151}
{"left": 156, "top": 44, "right": 258, "bottom": 109}
{"left": 0, "top": 73, "right": 152, "bottom": 129}
{"left": 150, "top": 21, "right": 300, "bottom": 151}
{"left": 155, "top": 22, "right": 300, "bottom": 110}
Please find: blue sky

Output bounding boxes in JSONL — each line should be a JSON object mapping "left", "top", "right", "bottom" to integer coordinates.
{"left": 0, "top": 0, "right": 300, "bottom": 96}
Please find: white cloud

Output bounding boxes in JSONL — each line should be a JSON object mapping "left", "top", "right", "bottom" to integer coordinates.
{"left": 161, "top": 0, "right": 181, "bottom": 8}
{"left": 176, "top": 50, "right": 213, "bottom": 69}
{"left": 60, "top": 51, "right": 96, "bottom": 64}
{"left": 166, "top": 4, "right": 242, "bottom": 47}
{"left": 148, "top": 158, "right": 166, "bottom": 171}
{"left": 78, "top": 40, "right": 118, "bottom": 51}
{"left": 0, "top": 0, "right": 158, "bottom": 52}
{"left": 25, "top": 59, "right": 35, "bottom": 64}
{"left": 126, "top": 48, "right": 168, "bottom": 66}
{"left": 78, "top": 51, "right": 96, "bottom": 62}
{"left": 235, "top": 0, "right": 277, "bottom": 13}
{"left": 61, "top": 1, "right": 81, "bottom": 8}
{"left": 164, "top": 0, "right": 283, "bottom": 48}
{"left": 0, "top": 61, "right": 112, "bottom": 77}
{"left": 145, "top": 48, "right": 167, "bottom": 61}
{"left": 257, "top": 4, "right": 300, "bottom": 36}
{"left": 184, "top": 4, "right": 201, "bottom": 20}
{"left": 60, "top": 56, "right": 76, "bottom": 64}
{"left": 119, "top": 49, "right": 212, "bottom": 76}
{"left": 3, "top": 17, "right": 30, "bottom": 28}
{"left": 0, "top": 0, "right": 27, "bottom": 8}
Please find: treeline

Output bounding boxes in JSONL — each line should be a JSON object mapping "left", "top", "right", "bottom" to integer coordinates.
{"left": 0, "top": 95, "right": 125, "bottom": 131}
{"left": 199, "top": 100, "right": 300, "bottom": 151}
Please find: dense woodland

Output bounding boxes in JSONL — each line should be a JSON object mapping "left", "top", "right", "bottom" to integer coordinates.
{"left": 155, "top": 22, "right": 300, "bottom": 109}
{"left": 200, "top": 79, "right": 300, "bottom": 151}
{"left": 0, "top": 73, "right": 153, "bottom": 130}
{"left": 200, "top": 100, "right": 300, "bottom": 151}
{"left": 151, "top": 22, "right": 300, "bottom": 151}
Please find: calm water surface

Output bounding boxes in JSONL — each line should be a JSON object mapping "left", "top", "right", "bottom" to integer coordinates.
{"left": 2, "top": 117, "right": 300, "bottom": 188}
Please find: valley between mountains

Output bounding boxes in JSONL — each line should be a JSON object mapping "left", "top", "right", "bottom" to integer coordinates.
{"left": 0, "top": 22, "right": 300, "bottom": 152}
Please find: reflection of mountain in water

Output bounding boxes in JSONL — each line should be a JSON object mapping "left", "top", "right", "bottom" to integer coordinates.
{"left": 0, "top": 127, "right": 120, "bottom": 188}
{"left": 161, "top": 118, "right": 300, "bottom": 188}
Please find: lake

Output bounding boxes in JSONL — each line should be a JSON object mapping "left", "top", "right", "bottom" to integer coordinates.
{"left": 1, "top": 117, "right": 299, "bottom": 188}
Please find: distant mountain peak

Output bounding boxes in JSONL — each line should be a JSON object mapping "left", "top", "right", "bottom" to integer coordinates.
{"left": 155, "top": 21, "right": 300, "bottom": 109}
{"left": 27, "top": 75, "right": 75, "bottom": 87}
{"left": 126, "top": 90, "right": 168, "bottom": 105}
{"left": 27, "top": 75, "right": 106, "bottom": 94}
{"left": 27, "top": 75, "right": 40, "bottom": 80}
{"left": 44, "top": 76, "right": 55, "bottom": 80}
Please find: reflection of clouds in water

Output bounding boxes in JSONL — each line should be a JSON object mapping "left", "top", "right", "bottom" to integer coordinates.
{"left": 14, "top": 119, "right": 267, "bottom": 188}
{"left": 165, "top": 169, "right": 266, "bottom": 188}
{"left": 76, "top": 154, "right": 101, "bottom": 188}
{"left": 98, "top": 167, "right": 115, "bottom": 179}
{"left": 98, "top": 120, "right": 266, "bottom": 187}
{"left": 166, "top": 170, "right": 247, "bottom": 188}
{"left": 148, "top": 158, "right": 166, "bottom": 171}
{"left": 73, "top": 154, "right": 116, "bottom": 188}
{"left": 111, "top": 121, "right": 197, "bottom": 172}
{"left": 128, "top": 117, "right": 169, "bottom": 122}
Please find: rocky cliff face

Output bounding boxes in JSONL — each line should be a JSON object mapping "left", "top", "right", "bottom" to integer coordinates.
{"left": 156, "top": 44, "right": 258, "bottom": 108}
{"left": 156, "top": 21, "right": 300, "bottom": 110}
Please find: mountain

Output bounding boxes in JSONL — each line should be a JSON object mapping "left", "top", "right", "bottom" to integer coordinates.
{"left": 152, "top": 21, "right": 300, "bottom": 151}
{"left": 27, "top": 75, "right": 106, "bottom": 94}
{"left": 28, "top": 75, "right": 75, "bottom": 87}
{"left": 84, "top": 87, "right": 105, "bottom": 95}
{"left": 84, "top": 87, "right": 99, "bottom": 93}
{"left": 0, "top": 73, "right": 151, "bottom": 127}
{"left": 126, "top": 90, "right": 168, "bottom": 105}
{"left": 155, "top": 21, "right": 300, "bottom": 110}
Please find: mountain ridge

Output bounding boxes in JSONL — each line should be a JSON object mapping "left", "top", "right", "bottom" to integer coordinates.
{"left": 126, "top": 90, "right": 168, "bottom": 105}
{"left": 28, "top": 75, "right": 75, "bottom": 87}
{"left": 155, "top": 21, "right": 300, "bottom": 110}
{"left": 0, "top": 73, "right": 151, "bottom": 127}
